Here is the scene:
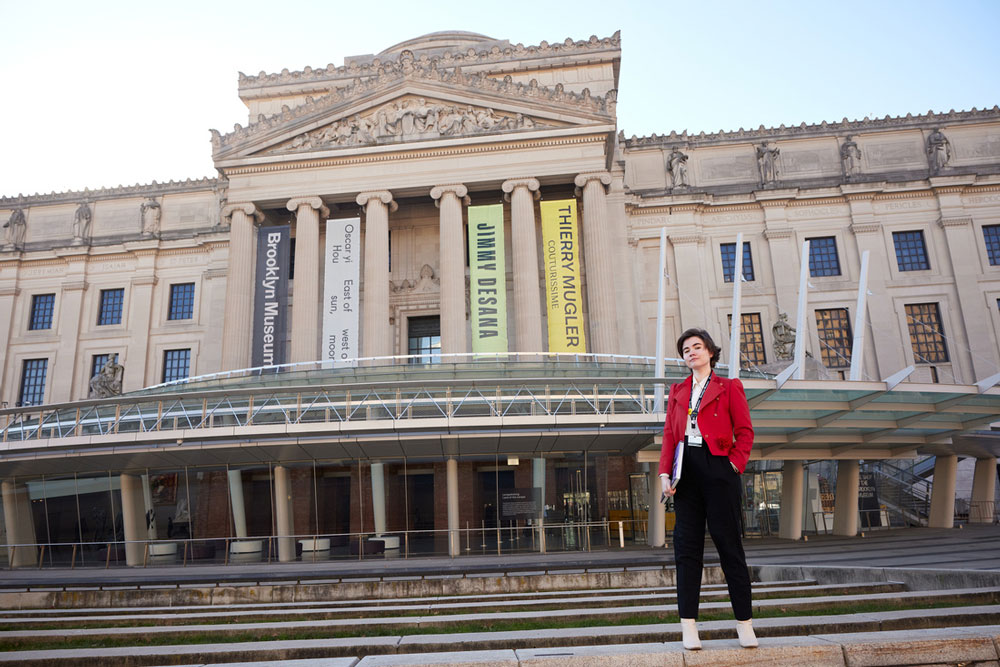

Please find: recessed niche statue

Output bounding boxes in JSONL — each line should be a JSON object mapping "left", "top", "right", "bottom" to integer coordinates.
{"left": 926, "top": 128, "right": 952, "bottom": 173}
{"left": 140, "top": 198, "right": 161, "bottom": 237}
{"left": 72, "top": 201, "right": 93, "bottom": 245}
{"left": 840, "top": 136, "right": 862, "bottom": 179}
{"left": 89, "top": 353, "right": 124, "bottom": 398}
{"left": 667, "top": 149, "right": 689, "bottom": 188}
{"left": 2, "top": 208, "right": 26, "bottom": 250}
{"left": 771, "top": 312, "right": 796, "bottom": 361}
{"left": 756, "top": 142, "right": 780, "bottom": 185}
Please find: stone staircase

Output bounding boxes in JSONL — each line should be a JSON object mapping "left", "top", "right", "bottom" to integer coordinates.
{"left": 0, "top": 563, "right": 998, "bottom": 666}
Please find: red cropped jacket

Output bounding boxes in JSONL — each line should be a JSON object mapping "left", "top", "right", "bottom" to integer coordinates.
{"left": 658, "top": 373, "right": 755, "bottom": 476}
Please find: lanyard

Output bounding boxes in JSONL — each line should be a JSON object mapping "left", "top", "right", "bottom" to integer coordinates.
{"left": 688, "top": 373, "right": 712, "bottom": 431}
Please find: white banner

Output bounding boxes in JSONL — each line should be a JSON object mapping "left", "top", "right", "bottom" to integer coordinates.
{"left": 323, "top": 218, "right": 360, "bottom": 366}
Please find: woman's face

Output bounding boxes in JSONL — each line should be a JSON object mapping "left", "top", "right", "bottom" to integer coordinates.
{"left": 681, "top": 336, "right": 711, "bottom": 374}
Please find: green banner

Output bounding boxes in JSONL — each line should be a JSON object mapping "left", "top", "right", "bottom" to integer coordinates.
{"left": 468, "top": 204, "right": 508, "bottom": 353}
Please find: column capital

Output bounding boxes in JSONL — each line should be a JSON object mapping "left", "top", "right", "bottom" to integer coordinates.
{"left": 574, "top": 171, "right": 612, "bottom": 190}
{"left": 356, "top": 190, "right": 398, "bottom": 212}
{"left": 286, "top": 196, "right": 330, "bottom": 219}
{"left": 221, "top": 203, "right": 264, "bottom": 224}
{"left": 939, "top": 216, "right": 973, "bottom": 229}
{"left": 502, "top": 177, "right": 540, "bottom": 203}
{"left": 430, "top": 184, "right": 470, "bottom": 207}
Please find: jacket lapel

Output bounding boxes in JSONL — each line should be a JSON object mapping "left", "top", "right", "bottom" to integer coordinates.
{"left": 700, "top": 374, "right": 723, "bottom": 408}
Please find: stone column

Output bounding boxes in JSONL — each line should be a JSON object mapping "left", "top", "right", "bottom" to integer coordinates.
{"left": 274, "top": 465, "right": 295, "bottom": 562}
{"left": 430, "top": 184, "right": 470, "bottom": 355}
{"left": 646, "top": 465, "right": 665, "bottom": 547}
{"left": 356, "top": 191, "right": 396, "bottom": 359}
{"left": 970, "top": 457, "right": 997, "bottom": 524}
{"left": 446, "top": 458, "right": 459, "bottom": 556}
{"left": 50, "top": 276, "right": 86, "bottom": 403}
{"left": 1, "top": 480, "right": 37, "bottom": 567}
{"left": 833, "top": 459, "right": 860, "bottom": 536}
{"left": 532, "top": 457, "right": 547, "bottom": 552}
{"left": 119, "top": 473, "right": 147, "bottom": 566}
{"left": 778, "top": 460, "right": 804, "bottom": 540}
{"left": 574, "top": 172, "right": 617, "bottom": 354}
{"left": 502, "top": 178, "right": 543, "bottom": 353}
{"left": 227, "top": 469, "right": 248, "bottom": 538}
{"left": 928, "top": 455, "right": 958, "bottom": 529}
{"left": 123, "top": 273, "right": 156, "bottom": 392}
{"left": 287, "top": 197, "right": 330, "bottom": 364}
{"left": 0, "top": 287, "right": 18, "bottom": 401}
{"left": 370, "top": 462, "right": 386, "bottom": 536}
{"left": 221, "top": 204, "right": 262, "bottom": 371}
{"left": 844, "top": 189, "right": 906, "bottom": 378}
{"left": 937, "top": 215, "right": 987, "bottom": 382}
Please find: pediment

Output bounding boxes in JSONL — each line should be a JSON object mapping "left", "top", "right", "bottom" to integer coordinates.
{"left": 212, "top": 67, "right": 616, "bottom": 162}
{"left": 266, "top": 95, "right": 566, "bottom": 156}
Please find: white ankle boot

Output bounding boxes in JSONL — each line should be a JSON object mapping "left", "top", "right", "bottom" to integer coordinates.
{"left": 680, "top": 617, "right": 702, "bottom": 650}
{"left": 736, "top": 619, "right": 758, "bottom": 648}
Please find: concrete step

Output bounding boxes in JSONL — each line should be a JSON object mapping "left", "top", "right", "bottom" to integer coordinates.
{"left": 0, "top": 587, "right": 995, "bottom": 644}
{"left": 0, "top": 615, "right": 997, "bottom": 666}
{"left": 0, "top": 581, "right": 903, "bottom": 627}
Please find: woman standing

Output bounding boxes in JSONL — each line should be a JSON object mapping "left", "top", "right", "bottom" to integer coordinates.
{"left": 659, "top": 328, "right": 757, "bottom": 649}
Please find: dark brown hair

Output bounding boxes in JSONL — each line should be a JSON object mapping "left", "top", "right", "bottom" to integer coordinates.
{"left": 676, "top": 328, "right": 721, "bottom": 368}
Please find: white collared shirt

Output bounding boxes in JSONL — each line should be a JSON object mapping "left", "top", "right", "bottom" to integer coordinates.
{"left": 684, "top": 372, "right": 711, "bottom": 443}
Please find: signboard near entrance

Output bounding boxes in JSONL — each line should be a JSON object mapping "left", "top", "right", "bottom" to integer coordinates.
{"left": 500, "top": 488, "right": 541, "bottom": 520}
{"left": 858, "top": 471, "right": 882, "bottom": 527}
{"left": 323, "top": 218, "right": 360, "bottom": 365}
{"left": 252, "top": 224, "right": 290, "bottom": 367}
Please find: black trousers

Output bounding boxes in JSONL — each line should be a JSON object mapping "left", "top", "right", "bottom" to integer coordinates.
{"left": 672, "top": 442, "right": 752, "bottom": 620}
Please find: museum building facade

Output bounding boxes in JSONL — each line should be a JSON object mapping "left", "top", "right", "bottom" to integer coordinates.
{"left": 0, "top": 31, "right": 998, "bottom": 566}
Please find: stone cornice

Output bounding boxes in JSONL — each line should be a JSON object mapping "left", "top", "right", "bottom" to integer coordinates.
{"left": 668, "top": 233, "right": 704, "bottom": 245}
{"left": 939, "top": 216, "right": 973, "bottom": 228}
{"left": 968, "top": 184, "right": 1000, "bottom": 194}
{"left": 214, "top": 63, "right": 617, "bottom": 158}
{"left": 238, "top": 32, "right": 621, "bottom": 91}
{"left": 850, "top": 222, "right": 882, "bottom": 235}
{"left": 787, "top": 197, "right": 846, "bottom": 207}
{"left": 220, "top": 134, "right": 605, "bottom": 177}
{"left": 0, "top": 177, "right": 222, "bottom": 208}
{"left": 622, "top": 106, "right": 1000, "bottom": 148}
{"left": 873, "top": 190, "right": 933, "bottom": 201}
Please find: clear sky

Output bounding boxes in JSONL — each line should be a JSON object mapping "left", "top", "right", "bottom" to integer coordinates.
{"left": 1, "top": 0, "right": 998, "bottom": 197}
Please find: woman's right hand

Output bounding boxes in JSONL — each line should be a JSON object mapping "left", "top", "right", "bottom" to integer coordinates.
{"left": 660, "top": 475, "right": 675, "bottom": 500}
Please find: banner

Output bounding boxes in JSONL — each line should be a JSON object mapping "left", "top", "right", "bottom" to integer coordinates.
{"left": 540, "top": 199, "right": 587, "bottom": 353}
{"left": 467, "top": 204, "right": 508, "bottom": 353}
{"left": 322, "top": 218, "right": 360, "bottom": 365}
{"left": 252, "top": 224, "right": 290, "bottom": 367}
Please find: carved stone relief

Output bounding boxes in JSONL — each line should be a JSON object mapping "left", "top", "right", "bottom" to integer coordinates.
{"left": 278, "top": 99, "right": 549, "bottom": 153}
{"left": 391, "top": 264, "right": 439, "bottom": 293}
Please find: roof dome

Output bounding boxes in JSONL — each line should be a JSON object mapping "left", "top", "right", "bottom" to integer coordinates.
{"left": 377, "top": 31, "right": 504, "bottom": 58}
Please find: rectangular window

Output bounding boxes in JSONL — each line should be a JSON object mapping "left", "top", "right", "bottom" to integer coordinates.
{"left": 728, "top": 313, "right": 767, "bottom": 367}
{"left": 815, "top": 308, "right": 853, "bottom": 369}
{"left": 162, "top": 349, "right": 191, "bottom": 383}
{"left": 983, "top": 225, "right": 1000, "bottom": 266}
{"left": 407, "top": 316, "right": 441, "bottom": 364}
{"left": 807, "top": 237, "right": 841, "bottom": 277}
{"left": 91, "top": 354, "right": 111, "bottom": 381}
{"left": 19, "top": 358, "right": 48, "bottom": 406}
{"left": 893, "top": 230, "right": 931, "bottom": 271}
{"left": 167, "top": 283, "right": 195, "bottom": 320}
{"left": 720, "top": 242, "right": 755, "bottom": 282}
{"left": 28, "top": 293, "right": 55, "bottom": 330}
{"left": 905, "top": 303, "right": 949, "bottom": 364}
{"left": 97, "top": 288, "right": 125, "bottom": 326}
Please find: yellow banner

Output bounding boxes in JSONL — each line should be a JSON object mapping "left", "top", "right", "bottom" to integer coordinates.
{"left": 540, "top": 199, "right": 587, "bottom": 353}
{"left": 468, "top": 204, "right": 508, "bottom": 353}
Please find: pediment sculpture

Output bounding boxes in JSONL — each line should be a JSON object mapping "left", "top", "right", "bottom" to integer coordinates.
{"left": 281, "top": 100, "right": 546, "bottom": 153}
